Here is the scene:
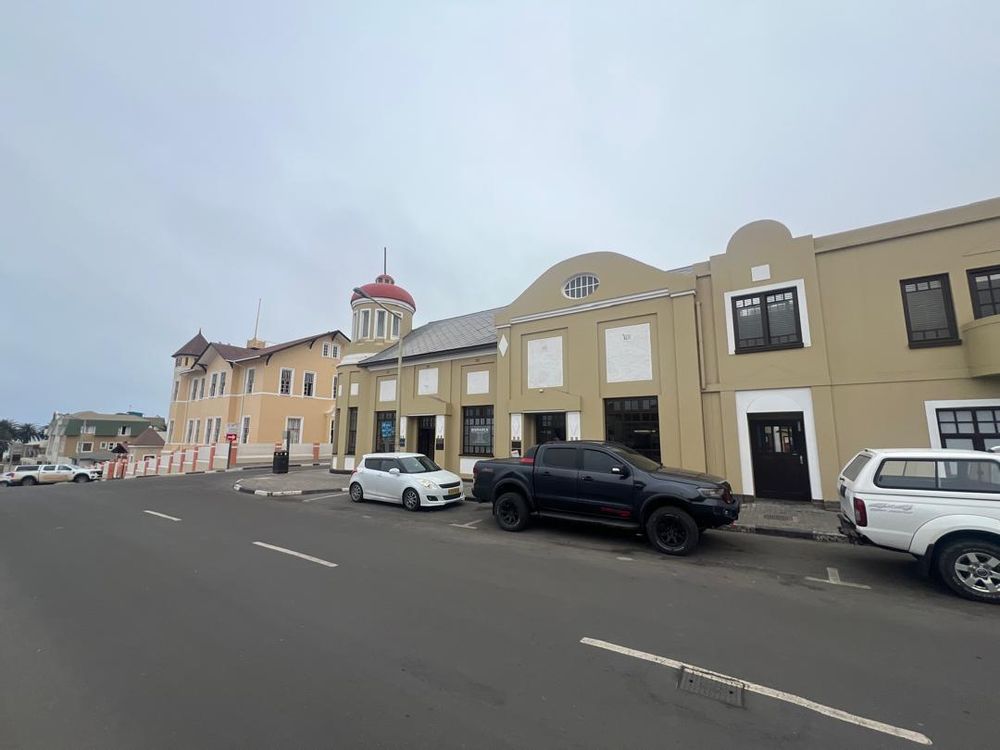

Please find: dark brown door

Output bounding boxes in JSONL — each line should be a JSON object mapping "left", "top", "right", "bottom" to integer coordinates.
{"left": 416, "top": 416, "right": 435, "bottom": 458}
{"left": 534, "top": 412, "right": 566, "bottom": 444}
{"left": 748, "top": 412, "right": 811, "bottom": 501}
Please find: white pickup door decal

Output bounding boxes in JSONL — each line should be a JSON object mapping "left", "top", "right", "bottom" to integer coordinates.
{"left": 868, "top": 502, "right": 914, "bottom": 514}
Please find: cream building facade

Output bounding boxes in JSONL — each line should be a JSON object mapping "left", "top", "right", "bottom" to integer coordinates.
{"left": 332, "top": 198, "right": 1000, "bottom": 503}
{"left": 166, "top": 329, "right": 349, "bottom": 449}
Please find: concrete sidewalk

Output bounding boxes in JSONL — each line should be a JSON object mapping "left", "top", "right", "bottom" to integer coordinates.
{"left": 726, "top": 497, "right": 845, "bottom": 543}
{"left": 233, "top": 468, "right": 349, "bottom": 497}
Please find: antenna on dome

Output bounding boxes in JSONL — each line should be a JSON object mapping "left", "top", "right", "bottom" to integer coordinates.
{"left": 383, "top": 246, "right": 387, "bottom": 275}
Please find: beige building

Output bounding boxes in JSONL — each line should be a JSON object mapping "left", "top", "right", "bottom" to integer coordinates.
{"left": 332, "top": 198, "right": 1000, "bottom": 502}
{"left": 165, "top": 329, "right": 349, "bottom": 449}
{"left": 45, "top": 411, "right": 166, "bottom": 465}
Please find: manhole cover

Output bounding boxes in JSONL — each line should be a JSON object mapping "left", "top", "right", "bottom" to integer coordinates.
{"left": 763, "top": 513, "right": 796, "bottom": 521}
{"left": 678, "top": 667, "right": 745, "bottom": 707}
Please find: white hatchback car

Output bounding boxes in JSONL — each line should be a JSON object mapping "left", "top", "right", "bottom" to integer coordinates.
{"left": 349, "top": 453, "right": 464, "bottom": 510}
{"left": 838, "top": 448, "right": 1000, "bottom": 603}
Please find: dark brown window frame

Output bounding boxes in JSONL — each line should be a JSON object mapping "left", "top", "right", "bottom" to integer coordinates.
{"left": 967, "top": 264, "right": 1000, "bottom": 320}
{"left": 730, "top": 286, "right": 804, "bottom": 354}
{"left": 899, "top": 273, "right": 960, "bottom": 348}
{"left": 462, "top": 405, "right": 494, "bottom": 457}
{"left": 346, "top": 407, "right": 358, "bottom": 455}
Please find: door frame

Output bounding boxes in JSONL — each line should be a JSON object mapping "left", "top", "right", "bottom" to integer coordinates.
{"left": 735, "top": 388, "right": 822, "bottom": 501}
{"left": 747, "top": 412, "right": 811, "bottom": 501}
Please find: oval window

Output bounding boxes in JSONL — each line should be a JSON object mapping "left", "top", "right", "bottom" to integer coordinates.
{"left": 563, "top": 273, "right": 600, "bottom": 299}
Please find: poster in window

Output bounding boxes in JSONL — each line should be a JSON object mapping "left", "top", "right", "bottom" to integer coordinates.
{"left": 605, "top": 323, "right": 652, "bottom": 383}
{"left": 527, "top": 336, "right": 563, "bottom": 388}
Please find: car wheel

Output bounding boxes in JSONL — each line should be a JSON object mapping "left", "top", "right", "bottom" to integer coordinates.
{"left": 74, "top": 474, "right": 89, "bottom": 483}
{"left": 494, "top": 492, "right": 529, "bottom": 532}
{"left": 937, "top": 538, "right": 1000, "bottom": 604}
{"left": 21, "top": 476, "right": 36, "bottom": 487}
{"left": 646, "top": 506, "right": 699, "bottom": 556}
{"left": 402, "top": 488, "right": 421, "bottom": 511}
{"left": 349, "top": 482, "right": 364, "bottom": 503}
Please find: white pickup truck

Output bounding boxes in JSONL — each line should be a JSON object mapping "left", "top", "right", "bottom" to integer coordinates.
{"left": 838, "top": 448, "right": 1000, "bottom": 603}
{"left": 0, "top": 463, "right": 101, "bottom": 487}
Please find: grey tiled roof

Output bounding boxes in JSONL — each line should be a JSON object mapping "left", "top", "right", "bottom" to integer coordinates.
{"left": 361, "top": 308, "right": 500, "bottom": 366}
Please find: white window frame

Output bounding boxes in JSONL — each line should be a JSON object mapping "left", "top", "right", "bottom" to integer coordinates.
{"left": 391, "top": 314, "right": 400, "bottom": 339}
{"left": 285, "top": 416, "right": 304, "bottom": 444}
{"left": 245, "top": 367, "right": 256, "bottom": 394}
{"left": 322, "top": 342, "right": 331, "bottom": 357}
{"left": 80, "top": 442, "right": 93, "bottom": 453}
{"left": 190, "top": 380, "right": 198, "bottom": 400}
{"left": 924, "top": 398, "right": 1000, "bottom": 449}
{"left": 279, "top": 368, "right": 294, "bottom": 396}
{"left": 361, "top": 309, "right": 371, "bottom": 339}
{"left": 210, "top": 372, "right": 218, "bottom": 398}
{"left": 332, "top": 344, "right": 340, "bottom": 358}
{"left": 303, "top": 370, "right": 316, "bottom": 397}
{"left": 332, "top": 374, "right": 339, "bottom": 398}
{"left": 118, "top": 426, "right": 131, "bottom": 436}
{"left": 199, "top": 378, "right": 206, "bottom": 399}
{"left": 562, "top": 273, "right": 600, "bottom": 299}
{"left": 352, "top": 311, "right": 359, "bottom": 340}
{"left": 218, "top": 371, "right": 226, "bottom": 396}
{"left": 172, "top": 381, "right": 179, "bottom": 401}
{"left": 193, "top": 419, "right": 200, "bottom": 443}
{"left": 241, "top": 415, "right": 251, "bottom": 444}
{"left": 723, "top": 278, "right": 811, "bottom": 355}
{"left": 186, "top": 420, "right": 195, "bottom": 443}
{"left": 167, "top": 420, "right": 174, "bottom": 442}
{"left": 376, "top": 309, "right": 386, "bottom": 338}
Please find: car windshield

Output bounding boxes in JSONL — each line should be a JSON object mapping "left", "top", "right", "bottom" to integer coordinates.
{"left": 398, "top": 455, "right": 440, "bottom": 473}
{"left": 606, "top": 445, "right": 661, "bottom": 472}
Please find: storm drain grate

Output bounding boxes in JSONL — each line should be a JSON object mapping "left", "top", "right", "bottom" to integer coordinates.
{"left": 678, "top": 667, "right": 745, "bottom": 707}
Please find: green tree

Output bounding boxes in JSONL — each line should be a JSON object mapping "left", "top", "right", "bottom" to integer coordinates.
{"left": 0, "top": 419, "right": 15, "bottom": 459}
{"left": 13, "top": 423, "right": 42, "bottom": 443}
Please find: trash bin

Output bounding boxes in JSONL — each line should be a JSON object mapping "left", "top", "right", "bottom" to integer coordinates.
{"left": 272, "top": 449, "right": 289, "bottom": 474}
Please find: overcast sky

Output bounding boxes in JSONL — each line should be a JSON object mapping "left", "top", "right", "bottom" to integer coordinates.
{"left": 2, "top": 2, "right": 999, "bottom": 424}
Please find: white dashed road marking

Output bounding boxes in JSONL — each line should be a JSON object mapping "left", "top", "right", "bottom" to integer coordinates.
{"left": 616, "top": 556, "right": 634, "bottom": 561}
{"left": 806, "top": 567, "right": 871, "bottom": 590}
{"left": 580, "top": 637, "right": 931, "bottom": 746}
{"left": 450, "top": 519, "right": 483, "bottom": 529}
{"left": 252, "top": 541, "right": 338, "bottom": 568}
{"left": 143, "top": 510, "right": 181, "bottom": 522}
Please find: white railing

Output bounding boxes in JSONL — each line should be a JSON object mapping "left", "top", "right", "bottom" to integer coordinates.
{"left": 99, "top": 442, "right": 334, "bottom": 480}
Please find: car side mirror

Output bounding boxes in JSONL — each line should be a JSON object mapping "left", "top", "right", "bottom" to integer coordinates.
{"left": 389, "top": 467, "right": 400, "bottom": 476}
{"left": 611, "top": 465, "right": 629, "bottom": 478}
{"left": 990, "top": 445, "right": 1000, "bottom": 454}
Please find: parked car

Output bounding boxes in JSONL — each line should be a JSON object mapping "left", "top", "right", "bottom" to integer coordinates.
{"left": 1, "top": 464, "right": 100, "bottom": 487}
{"left": 470, "top": 441, "right": 739, "bottom": 555}
{"left": 348, "top": 453, "right": 464, "bottom": 510}
{"left": 837, "top": 448, "right": 1000, "bottom": 603}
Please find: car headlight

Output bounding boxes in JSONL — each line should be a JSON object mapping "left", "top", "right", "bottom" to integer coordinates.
{"left": 417, "top": 479, "right": 437, "bottom": 490}
{"left": 697, "top": 487, "right": 725, "bottom": 499}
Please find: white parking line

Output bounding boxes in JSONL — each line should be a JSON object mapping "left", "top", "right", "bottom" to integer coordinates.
{"left": 450, "top": 519, "right": 483, "bottom": 529}
{"left": 616, "top": 556, "right": 634, "bottom": 561}
{"left": 580, "top": 637, "right": 931, "bottom": 746}
{"left": 252, "top": 541, "right": 338, "bottom": 568}
{"left": 302, "top": 493, "right": 343, "bottom": 503}
{"left": 143, "top": 510, "right": 181, "bottom": 522}
{"left": 806, "top": 567, "right": 871, "bottom": 590}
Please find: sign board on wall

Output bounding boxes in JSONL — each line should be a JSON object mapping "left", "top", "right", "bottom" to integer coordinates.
{"left": 605, "top": 323, "right": 653, "bottom": 383}
{"left": 417, "top": 368, "right": 438, "bottom": 395}
{"left": 527, "top": 336, "right": 563, "bottom": 388}
{"left": 378, "top": 378, "right": 397, "bottom": 403}
{"left": 466, "top": 370, "right": 489, "bottom": 395}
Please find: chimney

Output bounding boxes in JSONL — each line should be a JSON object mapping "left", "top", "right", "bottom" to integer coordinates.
{"left": 246, "top": 337, "right": 266, "bottom": 350}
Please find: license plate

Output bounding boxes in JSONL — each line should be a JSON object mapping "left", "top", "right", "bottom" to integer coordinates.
{"left": 448, "top": 489, "right": 460, "bottom": 497}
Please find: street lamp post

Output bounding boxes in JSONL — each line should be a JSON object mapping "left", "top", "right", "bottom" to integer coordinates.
{"left": 352, "top": 288, "right": 404, "bottom": 452}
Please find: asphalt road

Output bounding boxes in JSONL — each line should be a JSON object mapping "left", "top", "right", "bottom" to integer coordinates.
{"left": 1, "top": 472, "right": 997, "bottom": 749}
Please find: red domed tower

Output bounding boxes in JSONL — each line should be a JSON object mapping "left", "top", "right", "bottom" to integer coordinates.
{"left": 348, "top": 272, "right": 416, "bottom": 354}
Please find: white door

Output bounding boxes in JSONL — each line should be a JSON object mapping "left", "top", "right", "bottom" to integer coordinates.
{"left": 38, "top": 465, "right": 61, "bottom": 484}
{"left": 380, "top": 458, "right": 405, "bottom": 503}
{"left": 363, "top": 457, "right": 390, "bottom": 499}
{"left": 57, "top": 464, "right": 76, "bottom": 482}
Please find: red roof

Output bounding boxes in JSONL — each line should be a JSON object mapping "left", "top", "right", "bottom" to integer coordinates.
{"left": 351, "top": 274, "right": 416, "bottom": 310}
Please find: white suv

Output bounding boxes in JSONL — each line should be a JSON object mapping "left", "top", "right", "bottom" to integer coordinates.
{"left": 838, "top": 448, "right": 1000, "bottom": 603}
{"left": 348, "top": 453, "right": 464, "bottom": 510}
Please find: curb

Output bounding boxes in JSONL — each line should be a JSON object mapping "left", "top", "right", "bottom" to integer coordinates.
{"left": 722, "top": 524, "right": 847, "bottom": 544}
{"left": 232, "top": 482, "right": 346, "bottom": 498}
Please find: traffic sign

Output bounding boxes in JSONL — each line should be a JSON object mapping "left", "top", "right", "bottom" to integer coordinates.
{"left": 225, "top": 433, "right": 238, "bottom": 443}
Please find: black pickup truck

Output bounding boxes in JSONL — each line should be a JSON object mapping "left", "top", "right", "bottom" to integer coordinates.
{"left": 471, "top": 441, "right": 739, "bottom": 555}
